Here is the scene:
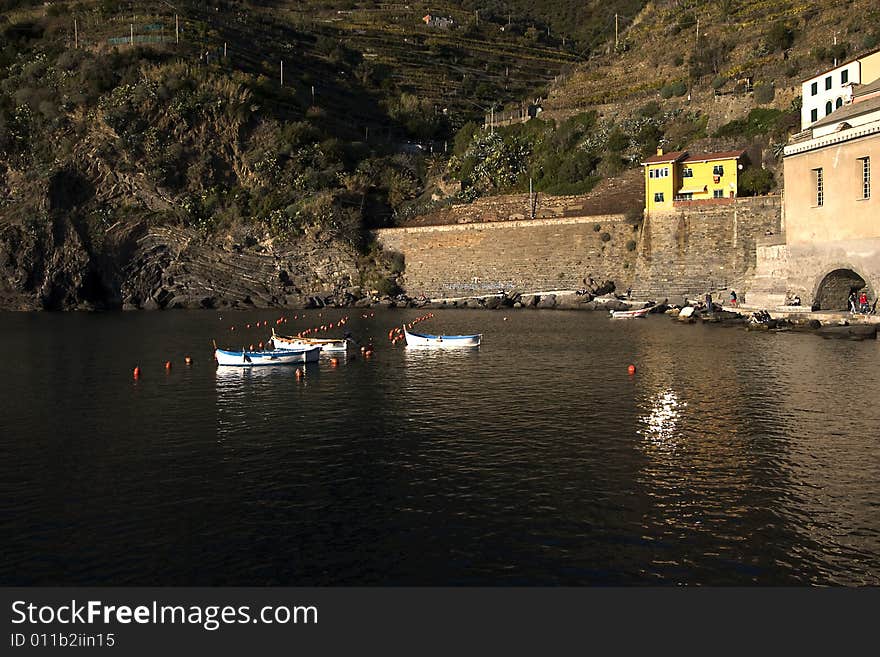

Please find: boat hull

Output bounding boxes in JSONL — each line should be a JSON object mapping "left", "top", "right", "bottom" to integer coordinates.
{"left": 215, "top": 347, "right": 321, "bottom": 366}
{"left": 610, "top": 307, "right": 651, "bottom": 318}
{"left": 403, "top": 327, "right": 481, "bottom": 348}
{"left": 271, "top": 331, "right": 350, "bottom": 352}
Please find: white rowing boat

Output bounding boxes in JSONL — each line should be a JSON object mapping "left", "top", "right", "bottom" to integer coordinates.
{"left": 214, "top": 347, "right": 320, "bottom": 366}
{"left": 271, "top": 328, "right": 350, "bottom": 353}
{"left": 403, "top": 325, "right": 481, "bottom": 348}
{"left": 609, "top": 306, "right": 651, "bottom": 319}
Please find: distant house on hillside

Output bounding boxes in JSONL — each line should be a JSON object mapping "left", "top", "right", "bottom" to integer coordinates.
{"left": 423, "top": 14, "right": 454, "bottom": 29}
{"left": 641, "top": 148, "right": 746, "bottom": 213}
{"left": 800, "top": 48, "right": 880, "bottom": 130}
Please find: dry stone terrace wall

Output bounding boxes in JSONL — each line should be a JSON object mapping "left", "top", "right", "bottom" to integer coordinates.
{"left": 374, "top": 215, "right": 640, "bottom": 298}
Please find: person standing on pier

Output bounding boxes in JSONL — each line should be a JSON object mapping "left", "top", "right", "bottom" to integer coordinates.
{"left": 729, "top": 290, "right": 737, "bottom": 307}
{"left": 849, "top": 291, "right": 858, "bottom": 313}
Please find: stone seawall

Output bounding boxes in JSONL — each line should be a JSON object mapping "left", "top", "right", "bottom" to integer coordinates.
{"left": 375, "top": 196, "right": 781, "bottom": 302}
{"left": 374, "top": 215, "right": 639, "bottom": 298}
{"left": 633, "top": 196, "right": 782, "bottom": 299}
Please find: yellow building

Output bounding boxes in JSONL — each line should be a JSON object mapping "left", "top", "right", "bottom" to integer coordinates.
{"left": 642, "top": 149, "right": 746, "bottom": 213}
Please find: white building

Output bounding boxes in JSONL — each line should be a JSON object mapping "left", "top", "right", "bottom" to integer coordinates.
{"left": 800, "top": 49, "right": 880, "bottom": 130}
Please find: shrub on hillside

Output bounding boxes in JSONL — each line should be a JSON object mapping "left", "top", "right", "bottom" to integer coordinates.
{"left": 739, "top": 167, "right": 775, "bottom": 196}
{"left": 766, "top": 21, "right": 795, "bottom": 52}
{"left": 600, "top": 232, "right": 611, "bottom": 243}
{"left": 754, "top": 83, "right": 775, "bottom": 104}
{"left": 811, "top": 44, "right": 849, "bottom": 65}
{"left": 714, "top": 108, "right": 784, "bottom": 139}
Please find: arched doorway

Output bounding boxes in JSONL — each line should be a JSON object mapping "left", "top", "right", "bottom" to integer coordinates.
{"left": 814, "top": 269, "right": 867, "bottom": 310}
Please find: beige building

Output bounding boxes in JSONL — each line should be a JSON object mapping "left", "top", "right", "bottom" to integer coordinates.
{"left": 748, "top": 84, "right": 879, "bottom": 309}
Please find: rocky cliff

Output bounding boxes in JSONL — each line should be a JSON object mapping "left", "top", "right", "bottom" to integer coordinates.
{"left": 0, "top": 214, "right": 363, "bottom": 311}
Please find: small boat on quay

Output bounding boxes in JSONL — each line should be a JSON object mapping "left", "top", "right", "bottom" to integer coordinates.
{"left": 214, "top": 346, "right": 321, "bottom": 366}
{"left": 270, "top": 328, "right": 350, "bottom": 353}
{"left": 610, "top": 306, "right": 651, "bottom": 319}
{"left": 403, "top": 325, "right": 481, "bottom": 348}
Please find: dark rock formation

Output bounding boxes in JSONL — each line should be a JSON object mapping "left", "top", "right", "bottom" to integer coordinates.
{"left": 0, "top": 219, "right": 362, "bottom": 311}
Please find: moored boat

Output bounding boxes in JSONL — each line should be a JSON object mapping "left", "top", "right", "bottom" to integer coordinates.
{"left": 816, "top": 324, "right": 878, "bottom": 340}
{"left": 214, "top": 346, "right": 321, "bottom": 366}
{"left": 610, "top": 306, "right": 651, "bottom": 318}
{"left": 403, "top": 325, "right": 481, "bottom": 348}
{"left": 270, "top": 328, "right": 350, "bottom": 353}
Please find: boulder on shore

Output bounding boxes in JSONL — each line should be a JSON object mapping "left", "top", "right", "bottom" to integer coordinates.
{"left": 536, "top": 294, "right": 557, "bottom": 309}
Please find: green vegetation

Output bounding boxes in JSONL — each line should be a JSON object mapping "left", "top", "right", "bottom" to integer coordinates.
{"left": 765, "top": 21, "right": 795, "bottom": 52}
{"left": 714, "top": 108, "right": 788, "bottom": 139}
{"left": 739, "top": 167, "right": 776, "bottom": 196}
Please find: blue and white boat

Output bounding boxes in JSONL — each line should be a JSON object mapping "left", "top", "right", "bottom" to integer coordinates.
{"left": 214, "top": 346, "right": 320, "bottom": 366}
{"left": 403, "top": 325, "right": 481, "bottom": 348}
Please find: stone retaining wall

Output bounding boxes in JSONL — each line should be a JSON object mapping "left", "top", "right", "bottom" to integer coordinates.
{"left": 633, "top": 196, "right": 782, "bottom": 299}
{"left": 374, "top": 215, "right": 639, "bottom": 298}
{"left": 375, "top": 196, "right": 781, "bottom": 301}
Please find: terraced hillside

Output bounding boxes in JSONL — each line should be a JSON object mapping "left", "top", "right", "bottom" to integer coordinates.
{"left": 544, "top": 0, "right": 880, "bottom": 123}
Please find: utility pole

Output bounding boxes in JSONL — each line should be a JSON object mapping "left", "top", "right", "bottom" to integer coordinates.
{"left": 475, "top": 10, "right": 479, "bottom": 26}
{"left": 224, "top": 42, "right": 227, "bottom": 58}
{"left": 74, "top": 18, "right": 78, "bottom": 48}
{"left": 175, "top": 14, "right": 179, "bottom": 44}
{"left": 130, "top": 24, "right": 134, "bottom": 46}
{"left": 529, "top": 177, "right": 535, "bottom": 218}
{"left": 280, "top": 60, "right": 284, "bottom": 86}
{"left": 615, "top": 14, "right": 619, "bottom": 50}
{"left": 311, "top": 85, "right": 315, "bottom": 104}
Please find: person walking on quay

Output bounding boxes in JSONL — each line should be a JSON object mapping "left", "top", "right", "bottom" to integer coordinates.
{"left": 858, "top": 290, "right": 869, "bottom": 313}
{"left": 729, "top": 290, "right": 738, "bottom": 307}
{"left": 849, "top": 291, "right": 858, "bottom": 313}
{"left": 705, "top": 292, "right": 713, "bottom": 313}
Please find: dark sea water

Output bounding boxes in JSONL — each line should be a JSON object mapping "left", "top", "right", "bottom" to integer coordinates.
{"left": 1, "top": 309, "right": 879, "bottom": 586}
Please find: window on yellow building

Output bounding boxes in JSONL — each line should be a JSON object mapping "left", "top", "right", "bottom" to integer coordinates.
{"left": 682, "top": 167, "right": 693, "bottom": 178}
{"left": 713, "top": 190, "right": 724, "bottom": 199}
{"left": 712, "top": 165, "right": 724, "bottom": 176}
{"left": 654, "top": 192, "right": 665, "bottom": 203}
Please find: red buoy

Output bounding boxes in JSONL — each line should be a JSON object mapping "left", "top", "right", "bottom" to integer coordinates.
{"left": 628, "top": 364, "right": 636, "bottom": 375}
{"left": 133, "top": 366, "right": 141, "bottom": 379}
{"left": 185, "top": 356, "right": 193, "bottom": 365}
{"left": 165, "top": 360, "right": 172, "bottom": 370}
{"left": 330, "top": 358, "right": 339, "bottom": 367}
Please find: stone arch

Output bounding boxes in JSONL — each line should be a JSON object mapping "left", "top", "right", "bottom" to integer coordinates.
{"left": 813, "top": 268, "right": 868, "bottom": 310}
